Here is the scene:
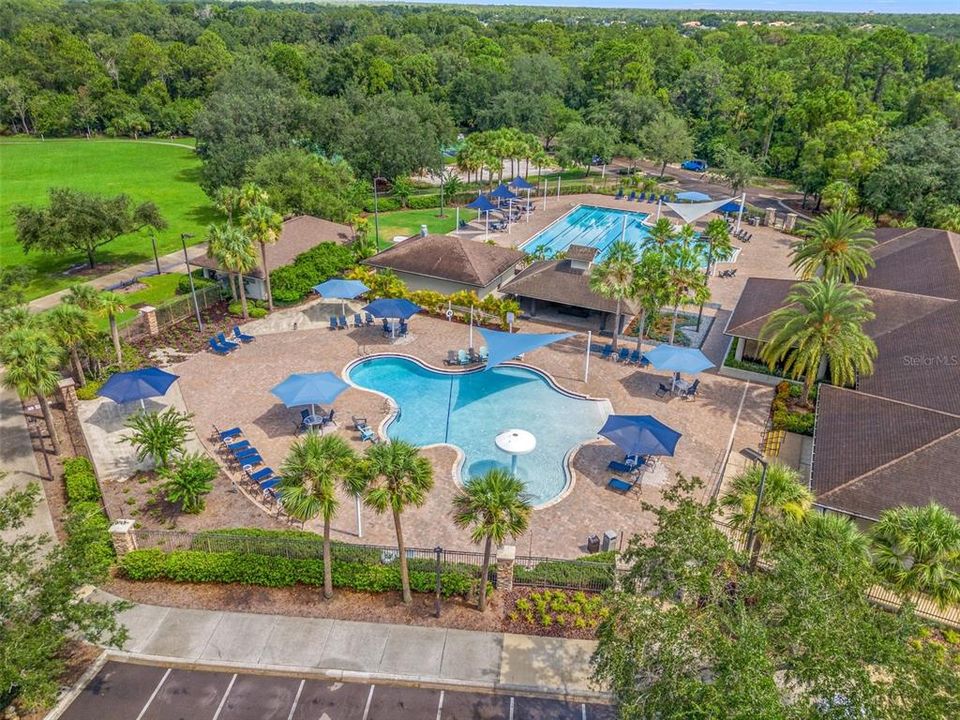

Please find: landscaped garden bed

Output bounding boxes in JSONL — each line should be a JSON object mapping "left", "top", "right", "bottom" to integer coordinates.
{"left": 503, "top": 588, "right": 609, "bottom": 639}
{"left": 770, "top": 381, "right": 817, "bottom": 436}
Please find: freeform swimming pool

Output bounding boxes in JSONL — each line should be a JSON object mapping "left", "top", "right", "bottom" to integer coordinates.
{"left": 347, "top": 356, "right": 611, "bottom": 506}
{"left": 522, "top": 205, "right": 652, "bottom": 262}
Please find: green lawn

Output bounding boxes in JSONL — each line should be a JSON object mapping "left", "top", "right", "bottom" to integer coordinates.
{"left": 0, "top": 138, "right": 219, "bottom": 300}
{"left": 371, "top": 208, "right": 460, "bottom": 244}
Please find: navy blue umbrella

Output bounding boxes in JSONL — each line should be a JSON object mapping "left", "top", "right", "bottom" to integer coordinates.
{"left": 490, "top": 183, "right": 517, "bottom": 200}
{"left": 510, "top": 176, "right": 534, "bottom": 190}
{"left": 98, "top": 367, "right": 179, "bottom": 409}
{"left": 466, "top": 196, "right": 497, "bottom": 212}
{"left": 363, "top": 298, "right": 421, "bottom": 320}
{"left": 599, "top": 415, "right": 682, "bottom": 457}
{"left": 271, "top": 372, "right": 349, "bottom": 416}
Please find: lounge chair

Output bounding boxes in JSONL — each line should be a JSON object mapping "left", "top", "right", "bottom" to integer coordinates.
{"left": 365, "top": 312, "right": 375, "bottom": 326}
{"left": 329, "top": 316, "right": 338, "bottom": 330}
{"left": 338, "top": 315, "right": 348, "bottom": 329}
{"left": 614, "top": 188, "right": 624, "bottom": 199}
{"left": 238, "top": 452, "right": 263, "bottom": 469}
{"left": 247, "top": 467, "right": 274, "bottom": 483}
{"left": 607, "top": 477, "right": 635, "bottom": 493}
{"left": 457, "top": 349, "right": 471, "bottom": 366}
{"left": 637, "top": 192, "right": 646, "bottom": 201}
{"left": 359, "top": 425, "right": 378, "bottom": 443}
{"left": 234, "top": 446, "right": 259, "bottom": 460}
{"left": 232, "top": 326, "right": 255, "bottom": 343}
{"left": 607, "top": 460, "right": 635, "bottom": 474}
{"left": 600, "top": 344, "right": 613, "bottom": 360}
{"left": 258, "top": 477, "right": 280, "bottom": 494}
{"left": 628, "top": 350, "right": 641, "bottom": 365}
{"left": 478, "top": 346, "right": 489, "bottom": 362}
{"left": 352, "top": 415, "right": 368, "bottom": 430}
{"left": 353, "top": 313, "right": 363, "bottom": 328}
{"left": 627, "top": 191, "right": 636, "bottom": 201}
{"left": 215, "top": 425, "right": 242, "bottom": 443}
{"left": 616, "top": 348, "right": 629, "bottom": 363}
{"left": 444, "top": 350, "right": 459, "bottom": 365}
{"left": 217, "top": 332, "right": 239, "bottom": 350}
{"left": 208, "top": 338, "right": 231, "bottom": 355}
{"left": 226, "top": 439, "right": 250, "bottom": 453}
{"left": 655, "top": 383, "right": 671, "bottom": 398}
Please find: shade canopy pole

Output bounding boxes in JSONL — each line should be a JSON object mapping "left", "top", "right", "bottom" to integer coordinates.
{"left": 584, "top": 330, "right": 592, "bottom": 382}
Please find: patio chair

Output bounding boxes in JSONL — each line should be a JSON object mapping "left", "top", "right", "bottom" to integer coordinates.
{"left": 627, "top": 191, "right": 636, "bottom": 201}
{"left": 247, "top": 467, "right": 274, "bottom": 483}
{"left": 381, "top": 318, "right": 390, "bottom": 332}
{"left": 320, "top": 409, "right": 336, "bottom": 428}
{"left": 217, "top": 332, "right": 240, "bottom": 350}
{"left": 365, "top": 312, "right": 375, "bottom": 326}
{"left": 232, "top": 326, "right": 255, "bottom": 343}
{"left": 655, "top": 383, "right": 671, "bottom": 398}
{"left": 607, "top": 460, "right": 635, "bottom": 474}
{"left": 215, "top": 425, "right": 242, "bottom": 443}
{"left": 616, "top": 348, "right": 629, "bottom": 363}
{"left": 353, "top": 313, "right": 363, "bottom": 328}
{"left": 457, "top": 349, "right": 471, "bottom": 366}
{"left": 359, "top": 425, "right": 378, "bottom": 443}
{"left": 600, "top": 344, "right": 613, "bottom": 360}
{"left": 444, "top": 350, "right": 459, "bottom": 365}
{"left": 352, "top": 415, "right": 368, "bottom": 430}
{"left": 329, "top": 316, "right": 338, "bottom": 330}
{"left": 208, "top": 338, "right": 231, "bottom": 355}
{"left": 607, "top": 477, "right": 636, "bottom": 494}
{"left": 399, "top": 321, "right": 409, "bottom": 336}
{"left": 637, "top": 192, "right": 646, "bottom": 201}
{"left": 727, "top": 268, "right": 737, "bottom": 278}
{"left": 683, "top": 379, "right": 701, "bottom": 400}
{"left": 478, "top": 346, "right": 489, "bottom": 362}
{"left": 226, "top": 439, "right": 250, "bottom": 453}
{"left": 338, "top": 315, "right": 348, "bottom": 329}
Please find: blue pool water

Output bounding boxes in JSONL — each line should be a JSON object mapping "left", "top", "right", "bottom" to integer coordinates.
{"left": 522, "top": 205, "right": 652, "bottom": 261}
{"left": 348, "top": 357, "right": 610, "bottom": 505}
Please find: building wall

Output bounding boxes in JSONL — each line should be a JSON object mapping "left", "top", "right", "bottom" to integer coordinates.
{"left": 201, "top": 269, "right": 266, "bottom": 301}
{"left": 390, "top": 271, "right": 507, "bottom": 298}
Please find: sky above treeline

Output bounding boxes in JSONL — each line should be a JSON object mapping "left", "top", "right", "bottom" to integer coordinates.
{"left": 402, "top": 0, "right": 958, "bottom": 15}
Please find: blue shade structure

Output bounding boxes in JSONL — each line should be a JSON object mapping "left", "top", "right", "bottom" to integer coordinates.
{"left": 478, "top": 327, "right": 575, "bottom": 370}
{"left": 98, "top": 367, "right": 179, "bottom": 408}
{"left": 643, "top": 345, "right": 715, "bottom": 375}
{"left": 271, "top": 372, "right": 349, "bottom": 416}
{"left": 510, "top": 176, "right": 535, "bottom": 190}
{"left": 489, "top": 183, "right": 518, "bottom": 200}
{"left": 598, "top": 414, "right": 682, "bottom": 457}
{"left": 466, "top": 196, "right": 497, "bottom": 212}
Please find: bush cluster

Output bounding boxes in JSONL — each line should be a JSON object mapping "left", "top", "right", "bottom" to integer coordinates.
{"left": 63, "top": 457, "right": 100, "bottom": 504}
{"left": 227, "top": 300, "right": 268, "bottom": 318}
{"left": 119, "top": 548, "right": 475, "bottom": 597}
{"left": 508, "top": 589, "right": 609, "bottom": 630}
{"left": 771, "top": 381, "right": 816, "bottom": 436}
{"left": 269, "top": 242, "right": 357, "bottom": 304}
{"left": 176, "top": 271, "right": 217, "bottom": 295}
{"left": 62, "top": 457, "right": 113, "bottom": 575}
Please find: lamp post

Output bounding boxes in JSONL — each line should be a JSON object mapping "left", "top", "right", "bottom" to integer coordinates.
{"left": 372, "top": 175, "right": 386, "bottom": 248}
{"left": 149, "top": 230, "right": 162, "bottom": 275}
{"left": 740, "top": 448, "right": 769, "bottom": 569}
{"left": 180, "top": 232, "right": 203, "bottom": 333}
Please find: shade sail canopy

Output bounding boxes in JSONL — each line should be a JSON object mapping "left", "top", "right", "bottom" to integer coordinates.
{"left": 98, "top": 367, "right": 178, "bottom": 405}
{"left": 675, "top": 191, "right": 712, "bottom": 202}
{"left": 489, "top": 183, "right": 518, "bottom": 200}
{"left": 478, "top": 328, "right": 575, "bottom": 370}
{"left": 271, "top": 372, "right": 349, "bottom": 408}
{"left": 510, "top": 176, "right": 535, "bottom": 190}
{"left": 664, "top": 197, "right": 737, "bottom": 225}
{"left": 313, "top": 278, "right": 369, "bottom": 299}
{"left": 363, "top": 297, "right": 421, "bottom": 319}
{"left": 643, "top": 345, "right": 715, "bottom": 374}
{"left": 717, "top": 199, "right": 744, "bottom": 213}
{"left": 466, "top": 196, "right": 497, "bottom": 212}
{"left": 599, "top": 415, "right": 682, "bottom": 457}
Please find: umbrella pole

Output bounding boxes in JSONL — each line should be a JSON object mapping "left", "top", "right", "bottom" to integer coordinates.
{"left": 511, "top": 454, "right": 518, "bottom": 476}
{"left": 140, "top": 398, "right": 145, "bottom": 411}
{"left": 469, "top": 306, "right": 474, "bottom": 350}
{"left": 584, "top": 330, "right": 591, "bottom": 383}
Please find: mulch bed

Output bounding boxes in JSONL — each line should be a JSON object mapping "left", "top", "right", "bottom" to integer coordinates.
{"left": 131, "top": 302, "right": 237, "bottom": 357}
{"left": 500, "top": 588, "right": 603, "bottom": 640}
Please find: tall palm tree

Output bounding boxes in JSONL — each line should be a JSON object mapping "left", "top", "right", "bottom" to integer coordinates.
{"left": 871, "top": 503, "right": 960, "bottom": 609}
{"left": 531, "top": 148, "right": 550, "bottom": 180}
{"left": 452, "top": 469, "right": 532, "bottom": 611}
{"left": 721, "top": 462, "right": 813, "bottom": 569}
{"left": 279, "top": 434, "right": 362, "bottom": 600}
{"left": 662, "top": 243, "right": 709, "bottom": 345}
{"left": 806, "top": 512, "right": 871, "bottom": 567}
{"left": 630, "top": 250, "right": 670, "bottom": 352}
{"left": 760, "top": 279, "right": 877, "bottom": 404}
{"left": 206, "top": 224, "right": 257, "bottom": 320}
{"left": 242, "top": 203, "right": 283, "bottom": 312}
{"left": 97, "top": 291, "right": 126, "bottom": 365}
{"left": 790, "top": 209, "right": 876, "bottom": 282}
{"left": 359, "top": 440, "right": 434, "bottom": 603}
{"left": 0, "top": 327, "right": 63, "bottom": 454}
{"left": 644, "top": 218, "right": 676, "bottom": 250}
{"left": 45, "top": 303, "right": 95, "bottom": 387}
{"left": 63, "top": 282, "right": 102, "bottom": 311}
{"left": 589, "top": 239, "right": 638, "bottom": 351}
{"left": 213, "top": 185, "right": 241, "bottom": 221}
{"left": 703, "top": 218, "right": 735, "bottom": 276}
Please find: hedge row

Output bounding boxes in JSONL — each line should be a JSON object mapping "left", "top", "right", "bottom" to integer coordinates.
{"left": 268, "top": 242, "right": 357, "bottom": 304}
{"left": 119, "top": 548, "right": 475, "bottom": 597}
{"left": 63, "top": 457, "right": 100, "bottom": 504}
{"left": 514, "top": 551, "right": 617, "bottom": 589}
{"left": 62, "top": 457, "right": 114, "bottom": 575}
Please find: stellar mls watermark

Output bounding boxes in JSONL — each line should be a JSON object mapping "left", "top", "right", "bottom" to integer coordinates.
{"left": 902, "top": 354, "right": 959, "bottom": 367}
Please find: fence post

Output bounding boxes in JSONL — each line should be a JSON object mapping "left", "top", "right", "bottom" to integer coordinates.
{"left": 496, "top": 545, "right": 516, "bottom": 592}
{"left": 783, "top": 213, "right": 798, "bottom": 232}
{"left": 108, "top": 519, "right": 138, "bottom": 557}
{"left": 139, "top": 305, "right": 159, "bottom": 336}
{"left": 763, "top": 207, "right": 776, "bottom": 227}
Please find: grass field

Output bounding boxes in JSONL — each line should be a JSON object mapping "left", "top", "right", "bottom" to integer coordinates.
{"left": 371, "top": 208, "right": 460, "bottom": 244}
{"left": 0, "top": 138, "right": 220, "bottom": 300}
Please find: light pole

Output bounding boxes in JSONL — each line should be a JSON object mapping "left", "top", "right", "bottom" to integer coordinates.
{"left": 180, "top": 232, "right": 203, "bottom": 333}
{"left": 149, "top": 230, "right": 162, "bottom": 275}
{"left": 740, "top": 448, "right": 769, "bottom": 569}
{"left": 372, "top": 176, "right": 386, "bottom": 248}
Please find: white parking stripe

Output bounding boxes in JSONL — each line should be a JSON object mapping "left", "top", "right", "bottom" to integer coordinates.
{"left": 286, "top": 679, "right": 305, "bottom": 720}
{"left": 210, "top": 673, "right": 237, "bottom": 720}
{"left": 509, "top": 696, "right": 515, "bottom": 720}
{"left": 361, "top": 684, "right": 375, "bottom": 720}
{"left": 582, "top": 702, "right": 587, "bottom": 720}
{"left": 436, "top": 689, "right": 445, "bottom": 720}
{"left": 134, "top": 667, "right": 171, "bottom": 720}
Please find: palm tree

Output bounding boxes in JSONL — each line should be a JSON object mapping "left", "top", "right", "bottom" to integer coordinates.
{"left": 721, "top": 462, "right": 813, "bottom": 569}
{"left": 242, "top": 203, "right": 283, "bottom": 312}
{"left": 97, "top": 290, "right": 126, "bottom": 365}
{"left": 0, "top": 327, "right": 63, "bottom": 454}
{"left": 45, "top": 303, "right": 95, "bottom": 387}
{"left": 214, "top": 185, "right": 241, "bottom": 221}
{"left": 760, "top": 279, "right": 877, "bottom": 405}
{"left": 806, "top": 512, "right": 871, "bottom": 567}
{"left": 662, "top": 243, "right": 709, "bottom": 345}
{"left": 123, "top": 407, "right": 192, "bottom": 469}
{"left": 630, "top": 250, "right": 670, "bottom": 352}
{"left": 279, "top": 434, "right": 362, "bottom": 600}
{"left": 644, "top": 218, "right": 676, "bottom": 250}
{"left": 160, "top": 451, "right": 218, "bottom": 514}
{"left": 207, "top": 224, "right": 258, "bottom": 320}
{"left": 359, "top": 440, "right": 434, "bottom": 603}
{"left": 703, "top": 218, "right": 735, "bottom": 276}
{"left": 871, "top": 503, "right": 960, "bottom": 609}
{"left": 531, "top": 148, "right": 550, "bottom": 180}
{"left": 63, "top": 282, "right": 102, "bottom": 311}
{"left": 452, "top": 469, "right": 532, "bottom": 611}
{"left": 790, "top": 209, "right": 876, "bottom": 282}
{"left": 589, "top": 239, "right": 638, "bottom": 351}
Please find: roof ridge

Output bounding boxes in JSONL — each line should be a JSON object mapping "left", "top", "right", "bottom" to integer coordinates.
{"left": 836, "top": 385, "right": 960, "bottom": 419}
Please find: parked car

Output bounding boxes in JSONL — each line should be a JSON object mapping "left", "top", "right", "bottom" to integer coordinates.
{"left": 681, "top": 159, "right": 708, "bottom": 172}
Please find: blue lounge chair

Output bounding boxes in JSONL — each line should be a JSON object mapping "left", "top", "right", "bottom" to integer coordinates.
{"left": 637, "top": 192, "right": 646, "bottom": 201}
{"left": 208, "top": 338, "right": 231, "bottom": 355}
{"left": 614, "top": 188, "right": 624, "bottom": 199}
{"left": 232, "top": 326, "right": 255, "bottom": 343}
{"left": 353, "top": 313, "right": 363, "bottom": 328}
{"left": 359, "top": 425, "right": 377, "bottom": 443}
{"left": 608, "top": 460, "right": 635, "bottom": 474}
{"left": 627, "top": 191, "right": 636, "bottom": 201}
{"left": 600, "top": 344, "right": 613, "bottom": 360}
{"left": 608, "top": 477, "right": 635, "bottom": 493}
{"left": 628, "top": 350, "right": 641, "bottom": 365}
{"left": 616, "top": 348, "right": 629, "bottom": 363}
{"left": 365, "top": 312, "right": 375, "bottom": 326}
{"left": 226, "top": 439, "right": 250, "bottom": 453}
{"left": 259, "top": 477, "right": 280, "bottom": 493}
{"left": 216, "top": 426, "right": 242, "bottom": 442}
{"left": 234, "top": 446, "right": 259, "bottom": 460}
{"left": 248, "top": 467, "right": 273, "bottom": 483}
{"left": 238, "top": 453, "right": 263, "bottom": 469}
{"left": 338, "top": 315, "right": 348, "bottom": 329}
{"left": 329, "top": 316, "right": 338, "bottom": 330}
{"left": 217, "top": 332, "right": 240, "bottom": 350}
{"left": 457, "top": 349, "right": 471, "bottom": 366}
{"left": 649, "top": 194, "right": 657, "bottom": 204}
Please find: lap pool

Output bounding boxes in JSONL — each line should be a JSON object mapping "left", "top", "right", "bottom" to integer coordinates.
{"left": 347, "top": 356, "right": 611, "bottom": 506}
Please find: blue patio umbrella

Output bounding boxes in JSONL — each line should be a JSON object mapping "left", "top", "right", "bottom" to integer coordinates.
{"left": 489, "top": 183, "right": 517, "bottom": 201}
{"left": 466, "top": 196, "right": 497, "bottom": 212}
{"left": 98, "top": 367, "right": 179, "bottom": 409}
{"left": 510, "top": 176, "right": 534, "bottom": 190}
{"left": 271, "top": 372, "right": 349, "bottom": 416}
{"left": 716, "top": 199, "right": 743, "bottom": 213}
{"left": 676, "top": 191, "right": 712, "bottom": 202}
{"left": 313, "top": 278, "right": 370, "bottom": 316}
{"left": 643, "top": 345, "right": 715, "bottom": 383}
{"left": 363, "top": 298, "right": 421, "bottom": 320}
{"left": 599, "top": 415, "right": 682, "bottom": 457}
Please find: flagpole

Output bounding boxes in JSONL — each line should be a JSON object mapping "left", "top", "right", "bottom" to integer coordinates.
{"left": 469, "top": 306, "right": 474, "bottom": 350}
{"left": 455, "top": 206, "right": 460, "bottom": 235}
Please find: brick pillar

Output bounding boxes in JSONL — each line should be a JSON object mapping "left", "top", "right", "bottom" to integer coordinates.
{"left": 57, "top": 377, "right": 78, "bottom": 416}
{"left": 783, "top": 213, "right": 798, "bottom": 232}
{"left": 764, "top": 207, "right": 776, "bottom": 227}
{"left": 496, "top": 545, "right": 516, "bottom": 592}
{"left": 108, "top": 519, "right": 138, "bottom": 557}
{"left": 139, "top": 305, "right": 159, "bottom": 336}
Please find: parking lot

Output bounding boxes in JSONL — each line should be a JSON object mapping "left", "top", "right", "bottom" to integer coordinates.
{"left": 57, "top": 661, "right": 616, "bottom": 720}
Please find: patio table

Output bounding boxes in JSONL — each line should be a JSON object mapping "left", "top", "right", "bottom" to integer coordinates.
{"left": 673, "top": 378, "right": 691, "bottom": 394}
{"left": 303, "top": 414, "right": 328, "bottom": 431}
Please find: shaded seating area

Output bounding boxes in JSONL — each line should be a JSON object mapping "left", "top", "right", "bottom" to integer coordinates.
{"left": 599, "top": 414, "right": 681, "bottom": 494}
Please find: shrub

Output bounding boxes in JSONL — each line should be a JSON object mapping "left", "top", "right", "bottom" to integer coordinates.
{"left": 227, "top": 301, "right": 267, "bottom": 318}
{"left": 66, "top": 501, "right": 114, "bottom": 576}
{"left": 770, "top": 380, "right": 816, "bottom": 436}
{"left": 361, "top": 197, "right": 400, "bottom": 213}
{"left": 269, "top": 242, "right": 357, "bottom": 304}
{"left": 507, "top": 589, "right": 609, "bottom": 630}
{"left": 176, "top": 272, "right": 216, "bottom": 295}
{"left": 63, "top": 457, "right": 100, "bottom": 505}
{"left": 75, "top": 377, "right": 105, "bottom": 401}
{"left": 160, "top": 452, "right": 218, "bottom": 513}
{"left": 406, "top": 194, "right": 442, "bottom": 210}
{"left": 513, "top": 552, "right": 617, "bottom": 590}
{"left": 122, "top": 407, "right": 193, "bottom": 469}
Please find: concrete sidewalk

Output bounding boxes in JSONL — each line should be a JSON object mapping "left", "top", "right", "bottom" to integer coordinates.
{"left": 92, "top": 589, "right": 605, "bottom": 701}
{"left": 28, "top": 243, "right": 208, "bottom": 313}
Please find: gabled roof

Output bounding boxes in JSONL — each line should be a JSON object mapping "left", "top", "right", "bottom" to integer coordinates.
{"left": 723, "top": 278, "right": 796, "bottom": 340}
{"left": 566, "top": 244, "right": 599, "bottom": 263}
{"left": 861, "top": 227, "right": 960, "bottom": 300}
{"left": 364, "top": 234, "right": 524, "bottom": 288}
{"left": 501, "top": 259, "right": 636, "bottom": 314}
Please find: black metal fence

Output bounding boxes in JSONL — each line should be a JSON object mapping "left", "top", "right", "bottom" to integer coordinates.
{"left": 514, "top": 553, "right": 619, "bottom": 592}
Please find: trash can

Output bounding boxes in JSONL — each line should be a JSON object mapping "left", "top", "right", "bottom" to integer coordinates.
{"left": 587, "top": 534, "right": 601, "bottom": 553}
{"left": 601, "top": 530, "right": 618, "bottom": 552}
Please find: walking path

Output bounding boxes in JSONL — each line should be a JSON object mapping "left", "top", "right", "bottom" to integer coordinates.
{"left": 89, "top": 588, "right": 606, "bottom": 701}
{"left": 28, "top": 243, "right": 208, "bottom": 313}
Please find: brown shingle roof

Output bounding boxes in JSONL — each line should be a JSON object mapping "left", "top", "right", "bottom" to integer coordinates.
{"left": 723, "top": 278, "right": 796, "bottom": 340}
{"left": 861, "top": 227, "right": 960, "bottom": 300}
{"left": 566, "top": 245, "right": 599, "bottom": 263}
{"left": 193, "top": 215, "right": 353, "bottom": 278}
{"left": 363, "top": 235, "right": 524, "bottom": 288}
{"left": 500, "top": 259, "right": 636, "bottom": 314}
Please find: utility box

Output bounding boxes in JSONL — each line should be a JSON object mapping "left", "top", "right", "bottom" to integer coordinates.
{"left": 601, "top": 530, "right": 618, "bottom": 552}
{"left": 587, "top": 534, "right": 601, "bottom": 553}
